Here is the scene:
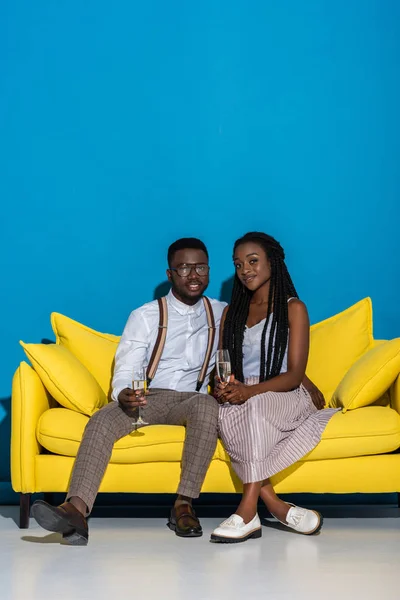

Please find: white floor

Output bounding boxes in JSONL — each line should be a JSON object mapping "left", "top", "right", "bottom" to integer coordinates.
{"left": 0, "top": 508, "right": 399, "bottom": 600}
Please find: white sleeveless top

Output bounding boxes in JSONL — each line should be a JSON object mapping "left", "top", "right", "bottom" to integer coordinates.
{"left": 242, "top": 298, "right": 295, "bottom": 378}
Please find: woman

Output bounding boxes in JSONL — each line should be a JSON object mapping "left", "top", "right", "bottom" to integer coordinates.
{"left": 211, "top": 232, "right": 338, "bottom": 543}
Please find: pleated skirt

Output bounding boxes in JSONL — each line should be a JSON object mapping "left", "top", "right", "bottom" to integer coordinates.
{"left": 218, "top": 378, "right": 339, "bottom": 484}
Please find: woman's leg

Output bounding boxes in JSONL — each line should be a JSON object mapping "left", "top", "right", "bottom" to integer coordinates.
{"left": 259, "top": 479, "right": 290, "bottom": 522}
{"left": 260, "top": 479, "right": 323, "bottom": 534}
{"left": 235, "top": 482, "right": 263, "bottom": 523}
{"left": 210, "top": 482, "right": 263, "bottom": 542}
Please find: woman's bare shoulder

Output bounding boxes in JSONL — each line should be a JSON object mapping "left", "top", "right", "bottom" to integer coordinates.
{"left": 288, "top": 298, "right": 309, "bottom": 321}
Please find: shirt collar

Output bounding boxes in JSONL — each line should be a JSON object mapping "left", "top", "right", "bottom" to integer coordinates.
{"left": 167, "top": 289, "right": 204, "bottom": 316}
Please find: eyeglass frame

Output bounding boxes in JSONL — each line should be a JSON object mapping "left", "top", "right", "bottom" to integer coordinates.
{"left": 169, "top": 263, "right": 210, "bottom": 278}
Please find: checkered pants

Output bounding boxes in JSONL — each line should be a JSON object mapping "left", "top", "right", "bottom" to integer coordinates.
{"left": 67, "top": 389, "right": 219, "bottom": 514}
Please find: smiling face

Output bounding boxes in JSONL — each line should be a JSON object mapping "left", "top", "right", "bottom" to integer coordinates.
{"left": 167, "top": 248, "right": 210, "bottom": 305}
{"left": 233, "top": 241, "right": 271, "bottom": 292}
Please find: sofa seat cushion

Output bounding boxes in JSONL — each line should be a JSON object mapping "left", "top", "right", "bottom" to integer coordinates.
{"left": 37, "top": 408, "right": 226, "bottom": 463}
{"left": 218, "top": 406, "right": 400, "bottom": 462}
{"left": 38, "top": 406, "right": 400, "bottom": 465}
{"left": 305, "top": 406, "right": 400, "bottom": 461}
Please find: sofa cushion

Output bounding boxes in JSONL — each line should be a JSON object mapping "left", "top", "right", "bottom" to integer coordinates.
{"left": 21, "top": 342, "right": 108, "bottom": 416}
{"left": 51, "top": 312, "right": 119, "bottom": 397}
{"left": 305, "top": 406, "right": 400, "bottom": 460}
{"left": 37, "top": 405, "right": 400, "bottom": 464}
{"left": 330, "top": 339, "right": 400, "bottom": 412}
{"left": 306, "top": 298, "right": 373, "bottom": 403}
{"left": 218, "top": 406, "right": 400, "bottom": 462}
{"left": 37, "top": 407, "right": 225, "bottom": 463}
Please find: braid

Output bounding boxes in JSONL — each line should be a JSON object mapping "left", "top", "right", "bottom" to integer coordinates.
{"left": 223, "top": 276, "right": 251, "bottom": 382}
{"left": 224, "top": 232, "right": 298, "bottom": 383}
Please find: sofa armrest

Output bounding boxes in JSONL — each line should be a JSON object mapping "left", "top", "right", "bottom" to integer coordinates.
{"left": 390, "top": 373, "right": 400, "bottom": 416}
{"left": 11, "top": 361, "right": 53, "bottom": 493}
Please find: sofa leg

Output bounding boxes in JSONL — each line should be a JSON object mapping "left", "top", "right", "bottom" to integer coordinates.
{"left": 398, "top": 493, "right": 400, "bottom": 509}
{"left": 20, "top": 493, "right": 31, "bottom": 529}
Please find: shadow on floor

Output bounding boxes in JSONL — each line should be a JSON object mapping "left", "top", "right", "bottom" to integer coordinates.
{"left": 260, "top": 517, "right": 323, "bottom": 535}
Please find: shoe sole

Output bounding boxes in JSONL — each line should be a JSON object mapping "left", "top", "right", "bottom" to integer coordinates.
{"left": 31, "top": 501, "right": 88, "bottom": 546}
{"left": 210, "top": 527, "right": 262, "bottom": 544}
{"left": 62, "top": 529, "right": 88, "bottom": 546}
{"left": 166, "top": 521, "right": 203, "bottom": 538}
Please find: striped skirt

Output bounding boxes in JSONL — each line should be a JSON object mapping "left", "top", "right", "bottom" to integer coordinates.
{"left": 218, "top": 378, "right": 338, "bottom": 484}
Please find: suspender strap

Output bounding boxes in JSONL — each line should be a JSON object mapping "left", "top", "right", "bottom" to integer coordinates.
{"left": 146, "top": 297, "right": 168, "bottom": 385}
{"left": 146, "top": 296, "right": 216, "bottom": 391}
{"left": 196, "top": 296, "right": 216, "bottom": 392}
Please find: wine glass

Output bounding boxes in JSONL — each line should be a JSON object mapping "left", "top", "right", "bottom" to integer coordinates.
{"left": 216, "top": 349, "right": 232, "bottom": 386}
{"left": 131, "top": 366, "right": 148, "bottom": 426}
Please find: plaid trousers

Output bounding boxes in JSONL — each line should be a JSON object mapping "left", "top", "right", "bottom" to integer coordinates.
{"left": 67, "top": 389, "right": 219, "bottom": 514}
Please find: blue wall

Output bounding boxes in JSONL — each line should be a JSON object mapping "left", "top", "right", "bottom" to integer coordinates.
{"left": 1, "top": 1, "right": 400, "bottom": 492}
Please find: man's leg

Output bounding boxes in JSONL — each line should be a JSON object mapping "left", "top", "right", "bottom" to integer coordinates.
{"left": 31, "top": 402, "right": 136, "bottom": 544}
{"left": 31, "top": 392, "right": 169, "bottom": 544}
{"left": 67, "top": 402, "right": 136, "bottom": 514}
{"left": 67, "top": 390, "right": 174, "bottom": 514}
{"left": 165, "top": 392, "right": 219, "bottom": 537}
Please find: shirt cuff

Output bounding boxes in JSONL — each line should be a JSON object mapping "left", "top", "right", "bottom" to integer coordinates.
{"left": 111, "top": 386, "right": 124, "bottom": 403}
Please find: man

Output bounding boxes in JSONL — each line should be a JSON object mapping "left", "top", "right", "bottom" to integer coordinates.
{"left": 31, "top": 238, "right": 226, "bottom": 545}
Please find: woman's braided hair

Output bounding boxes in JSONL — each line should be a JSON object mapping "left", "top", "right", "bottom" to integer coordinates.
{"left": 223, "top": 232, "right": 298, "bottom": 382}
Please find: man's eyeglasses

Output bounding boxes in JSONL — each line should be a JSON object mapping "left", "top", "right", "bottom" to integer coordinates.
{"left": 169, "top": 264, "right": 210, "bottom": 278}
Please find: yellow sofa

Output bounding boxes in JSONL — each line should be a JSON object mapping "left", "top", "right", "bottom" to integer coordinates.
{"left": 11, "top": 298, "right": 400, "bottom": 528}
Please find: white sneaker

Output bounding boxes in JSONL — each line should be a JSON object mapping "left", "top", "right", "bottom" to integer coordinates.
{"left": 274, "top": 504, "right": 323, "bottom": 535}
{"left": 210, "top": 514, "right": 262, "bottom": 543}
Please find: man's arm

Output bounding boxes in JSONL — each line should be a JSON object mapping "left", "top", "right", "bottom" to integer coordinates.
{"left": 111, "top": 309, "right": 150, "bottom": 402}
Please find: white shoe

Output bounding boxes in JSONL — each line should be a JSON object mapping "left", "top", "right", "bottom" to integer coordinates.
{"left": 274, "top": 504, "right": 323, "bottom": 535}
{"left": 210, "top": 514, "right": 262, "bottom": 543}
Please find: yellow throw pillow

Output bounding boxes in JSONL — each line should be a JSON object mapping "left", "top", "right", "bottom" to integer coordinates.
{"left": 20, "top": 342, "right": 108, "bottom": 416}
{"left": 330, "top": 338, "right": 400, "bottom": 412}
{"left": 51, "top": 313, "right": 120, "bottom": 397}
{"left": 306, "top": 298, "right": 373, "bottom": 403}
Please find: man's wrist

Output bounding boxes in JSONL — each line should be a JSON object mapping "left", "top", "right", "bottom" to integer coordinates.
{"left": 112, "top": 386, "right": 125, "bottom": 402}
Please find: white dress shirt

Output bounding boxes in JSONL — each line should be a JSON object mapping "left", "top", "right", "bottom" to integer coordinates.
{"left": 112, "top": 290, "right": 227, "bottom": 401}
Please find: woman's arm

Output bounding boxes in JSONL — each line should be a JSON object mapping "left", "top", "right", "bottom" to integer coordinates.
{"left": 221, "top": 299, "right": 310, "bottom": 404}
{"left": 302, "top": 374, "right": 325, "bottom": 410}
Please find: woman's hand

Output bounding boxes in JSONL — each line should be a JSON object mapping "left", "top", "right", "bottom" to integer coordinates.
{"left": 302, "top": 377, "right": 325, "bottom": 410}
{"left": 214, "top": 376, "right": 232, "bottom": 403}
{"left": 218, "top": 378, "right": 253, "bottom": 405}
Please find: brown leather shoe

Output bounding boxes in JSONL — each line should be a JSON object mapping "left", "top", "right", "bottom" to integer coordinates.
{"left": 31, "top": 500, "right": 88, "bottom": 546}
{"left": 167, "top": 503, "right": 202, "bottom": 538}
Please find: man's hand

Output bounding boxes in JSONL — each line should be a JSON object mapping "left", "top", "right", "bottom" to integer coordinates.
{"left": 214, "top": 378, "right": 227, "bottom": 403}
{"left": 302, "top": 377, "right": 325, "bottom": 410}
{"left": 118, "top": 388, "right": 147, "bottom": 410}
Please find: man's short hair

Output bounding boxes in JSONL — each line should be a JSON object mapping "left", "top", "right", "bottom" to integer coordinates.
{"left": 167, "top": 238, "right": 209, "bottom": 267}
